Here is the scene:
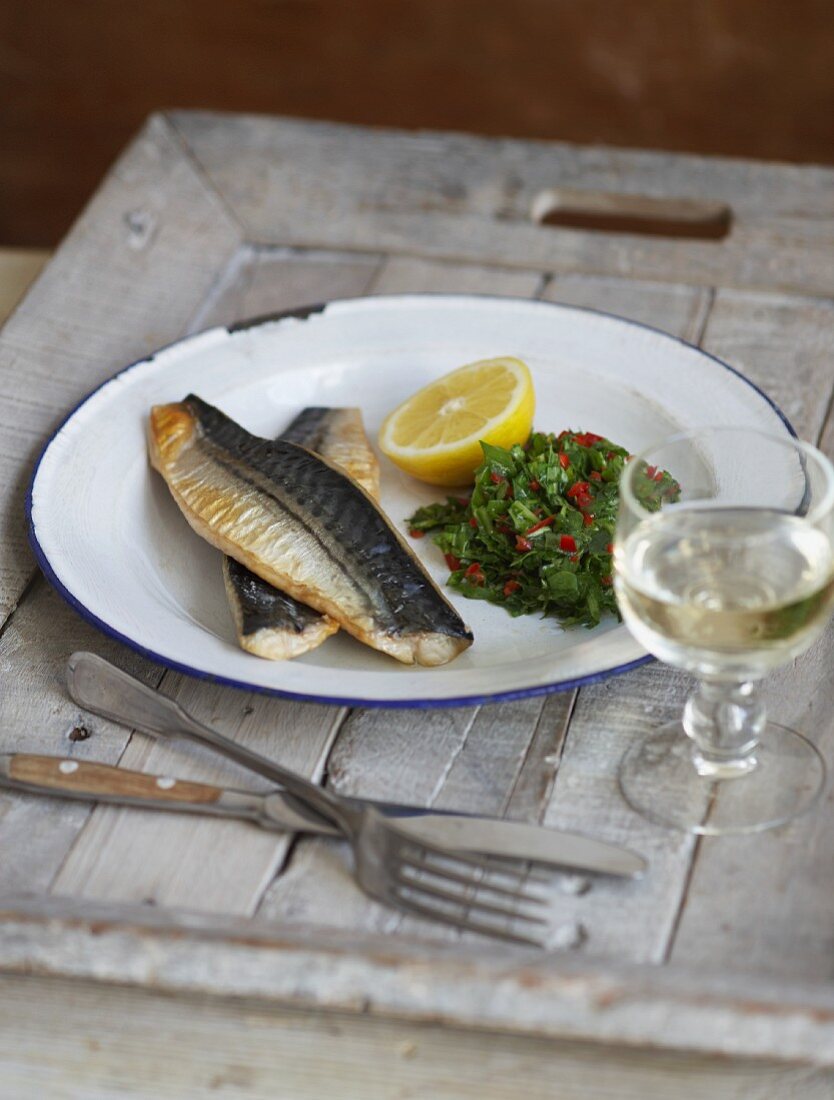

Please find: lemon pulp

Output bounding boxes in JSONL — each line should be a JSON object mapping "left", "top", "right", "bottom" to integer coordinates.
{"left": 378, "top": 357, "right": 535, "bottom": 486}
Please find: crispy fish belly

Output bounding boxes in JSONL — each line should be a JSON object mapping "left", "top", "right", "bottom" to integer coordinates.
{"left": 222, "top": 555, "right": 338, "bottom": 659}
{"left": 223, "top": 407, "right": 380, "bottom": 659}
{"left": 149, "top": 395, "right": 473, "bottom": 666}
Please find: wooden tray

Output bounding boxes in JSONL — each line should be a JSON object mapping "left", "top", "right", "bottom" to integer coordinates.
{"left": 2, "top": 112, "right": 834, "bottom": 1091}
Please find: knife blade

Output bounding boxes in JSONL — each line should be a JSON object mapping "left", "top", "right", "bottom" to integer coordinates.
{"left": 267, "top": 790, "right": 645, "bottom": 877}
{"left": 0, "top": 753, "right": 646, "bottom": 878}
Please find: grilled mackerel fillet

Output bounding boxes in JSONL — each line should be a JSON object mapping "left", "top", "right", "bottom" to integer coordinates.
{"left": 149, "top": 395, "right": 473, "bottom": 666}
{"left": 222, "top": 407, "right": 380, "bottom": 659}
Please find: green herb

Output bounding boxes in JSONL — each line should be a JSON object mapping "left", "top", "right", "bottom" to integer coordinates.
{"left": 406, "top": 429, "right": 679, "bottom": 629}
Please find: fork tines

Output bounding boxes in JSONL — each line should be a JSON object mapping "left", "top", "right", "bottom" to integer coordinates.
{"left": 389, "top": 836, "right": 550, "bottom": 946}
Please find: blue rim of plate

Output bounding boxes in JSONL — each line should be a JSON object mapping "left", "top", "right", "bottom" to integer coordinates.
{"left": 26, "top": 294, "right": 797, "bottom": 709}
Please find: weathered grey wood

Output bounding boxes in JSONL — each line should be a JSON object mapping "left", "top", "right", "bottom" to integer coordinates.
{"left": 667, "top": 408, "right": 834, "bottom": 981}
{"left": 4, "top": 895, "right": 834, "bottom": 1067}
{"left": 5, "top": 111, "right": 834, "bottom": 1075}
{"left": 700, "top": 288, "right": 834, "bottom": 441}
{"left": 2, "top": 973, "right": 831, "bottom": 1100}
{"left": 510, "top": 276, "right": 715, "bottom": 960}
{"left": 171, "top": 112, "right": 834, "bottom": 297}
{"left": 52, "top": 679, "right": 345, "bottom": 914}
{"left": 669, "top": 622, "right": 834, "bottom": 981}
{"left": 49, "top": 246, "right": 377, "bottom": 914}
{"left": 257, "top": 255, "right": 554, "bottom": 938}
{"left": 261, "top": 273, "right": 713, "bottom": 959}
{"left": 542, "top": 273, "right": 712, "bottom": 343}
{"left": 0, "top": 113, "right": 241, "bottom": 621}
{"left": 190, "top": 243, "right": 383, "bottom": 332}
{"left": 538, "top": 663, "right": 702, "bottom": 962}
{"left": 258, "top": 695, "right": 572, "bottom": 937}
{"left": 0, "top": 579, "right": 162, "bottom": 896}
{"left": 370, "top": 255, "right": 543, "bottom": 297}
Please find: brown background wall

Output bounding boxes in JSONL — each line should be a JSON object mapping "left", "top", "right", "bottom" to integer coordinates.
{"left": 3, "top": 0, "right": 834, "bottom": 246}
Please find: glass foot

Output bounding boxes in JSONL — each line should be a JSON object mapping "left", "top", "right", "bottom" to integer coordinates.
{"left": 618, "top": 721, "right": 826, "bottom": 835}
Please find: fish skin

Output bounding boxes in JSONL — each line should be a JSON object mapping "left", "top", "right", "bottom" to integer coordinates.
{"left": 149, "top": 395, "right": 474, "bottom": 666}
{"left": 281, "top": 407, "right": 379, "bottom": 497}
{"left": 223, "top": 555, "right": 339, "bottom": 659}
{"left": 223, "top": 407, "right": 379, "bottom": 660}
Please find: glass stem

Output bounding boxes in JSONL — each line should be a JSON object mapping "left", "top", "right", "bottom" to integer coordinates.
{"left": 682, "top": 679, "right": 766, "bottom": 779}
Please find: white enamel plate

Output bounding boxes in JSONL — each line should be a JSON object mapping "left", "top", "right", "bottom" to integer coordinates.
{"left": 28, "top": 295, "right": 793, "bottom": 708}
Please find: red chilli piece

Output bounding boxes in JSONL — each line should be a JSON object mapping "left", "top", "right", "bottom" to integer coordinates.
{"left": 444, "top": 553, "right": 462, "bottom": 571}
{"left": 590, "top": 471, "right": 602, "bottom": 482}
{"left": 468, "top": 516, "right": 479, "bottom": 528}
{"left": 559, "top": 534, "right": 577, "bottom": 552}
{"left": 645, "top": 465, "right": 657, "bottom": 479}
{"left": 653, "top": 470, "right": 664, "bottom": 482}
{"left": 490, "top": 471, "right": 505, "bottom": 484}
{"left": 606, "top": 542, "right": 614, "bottom": 554}
{"left": 569, "top": 553, "right": 580, "bottom": 563}
{"left": 503, "top": 579, "right": 521, "bottom": 597}
{"left": 583, "top": 512, "right": 595, "bottom": 526}
{"left": 566, "top": 481, "right": 590, "bottom": 501}
{"left": 601, "top": 575, "right": 613, "bottom": 586}
{"left": 558, "top": 452, "right": 570, "bottom": 469}
{"left": 464, "top": 562, "right": 485, "bottom": 585}
{"left": 408, "top": 528, "right": 425, "bottom": 538}
{"left": 526, "top": 515, "right": 555, "bottom": 535}
{"left": 529, "top": 479, "right": 541, "bottom": 491}
{"left": 574, "top": 432, "right": 604, "bottom": 447}
{"left": 515, "top": 535, "right": 533, "bottom": 552}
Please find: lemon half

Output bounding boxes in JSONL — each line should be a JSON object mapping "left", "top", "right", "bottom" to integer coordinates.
{"left": 378, "top": 357, "right": 535, "bottom": 486}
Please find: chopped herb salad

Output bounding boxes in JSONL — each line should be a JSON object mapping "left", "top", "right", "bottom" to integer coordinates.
{"left": 407, "top": 430, "right": 680, "bottom": 629}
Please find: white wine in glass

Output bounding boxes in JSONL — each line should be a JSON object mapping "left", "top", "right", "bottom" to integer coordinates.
{"left": 614, "top": 427, "right": 834, "bottom": 835}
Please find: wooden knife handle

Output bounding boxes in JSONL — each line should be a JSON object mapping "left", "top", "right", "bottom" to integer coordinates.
{"left": 4, "top": 753, "right": 223, "bottom": 805}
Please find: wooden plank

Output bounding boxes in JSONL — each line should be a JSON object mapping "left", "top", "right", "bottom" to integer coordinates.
{"left": 0, "top": 113, "right": 241, "bottom": 622}
{"left": 668, "top": 407, "right": 834, "bottom": 982}
{"left": 49, "top": 244, "right": 375, "bottom": 915}
{"left": 261, "top": 272, "right": 712, "bottom": 959}
{"left": 52, "top": 678, "right": 345, "bottom": 914}
{"left": 538, "top": 282, "right": 834, "bottom": 970}
{"left": 536, "top": 662, "right": 706, "bottom": 961}
{"left": 700, "top": 288, "right": 834, "bottom": 441}
{"left": 506, "top": 276, "right": 713, "bottom": 961}
{"left": 2, "top": 973, "right": 832, "bottom": 1100}
{"left": 0, "top": 578, "right": 161, "bottom": 896}
{"left": 258, "top": 695, "right": 573, "bottom": 937}
{"left": 258, "top": 255, "right": 552, "bottom": 937}
{"left": 190, "top": 243, "right": 383, "bottom": 332}
{"left": 171, "top": 112, "right": 834, "bottom": 297}
{"left": 668, "top": 620, "right": 834, "bottom": 982}
{"left": 369, "top": 255, "right": 543, "bottom": 297}
{"left": 4, "top": 895, "right": 834, "bottom": 1066}
{"left": 542, "top": 273, "right": 711, "bottom": 342}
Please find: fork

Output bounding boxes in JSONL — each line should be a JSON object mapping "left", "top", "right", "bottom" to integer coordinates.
{"left": 67, "top": 653, "right": 548, "bottom": 945}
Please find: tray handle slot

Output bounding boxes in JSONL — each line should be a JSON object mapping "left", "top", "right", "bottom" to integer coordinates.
{"left": 531, "top": 187, "right": 732, "bottom": 240}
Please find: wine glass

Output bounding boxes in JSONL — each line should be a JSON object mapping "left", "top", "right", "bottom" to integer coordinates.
{"left": 614, "top": 426, "right": 834, "bottom": 835}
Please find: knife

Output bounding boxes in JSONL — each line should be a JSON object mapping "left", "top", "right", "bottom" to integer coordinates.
{"left": 65, "top": 651, "right": 646, "bottom": 878}
{"left": 0, "top": 752, "right": 645, "bottom": 877}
